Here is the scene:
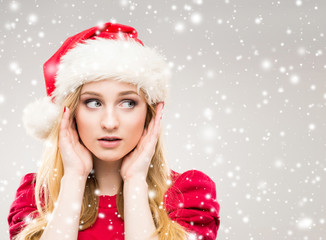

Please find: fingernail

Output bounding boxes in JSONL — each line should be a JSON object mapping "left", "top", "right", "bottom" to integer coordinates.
{"left": 64, "top": 106, "right": 66, "bottom": 112}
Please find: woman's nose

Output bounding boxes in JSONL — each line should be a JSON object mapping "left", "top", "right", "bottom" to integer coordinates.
{"left": 100, "top": 108, "right": 119, "bottom": 130}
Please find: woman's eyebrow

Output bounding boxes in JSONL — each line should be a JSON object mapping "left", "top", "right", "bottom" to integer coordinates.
{"left": 80, "top": 90, "right": 139, "bottom": 97}
{"left": 80, "top": 91, "right": 101, "bottom": 97}
{"left": 118, "top": 90, "right": 139, "bottom": 96}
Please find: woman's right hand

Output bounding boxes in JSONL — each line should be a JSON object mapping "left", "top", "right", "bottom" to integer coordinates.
{"left": 59, "top": 106, "right": 93, "bottom": 177}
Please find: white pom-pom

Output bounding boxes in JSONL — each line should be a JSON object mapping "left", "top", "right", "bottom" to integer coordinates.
{"left": 22, "top": 97, "right": 61, "bottom": 139}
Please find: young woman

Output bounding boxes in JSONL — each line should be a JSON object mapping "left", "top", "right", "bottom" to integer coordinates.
{"left": 8, "top": 22, "right": 220, "bottom": 240}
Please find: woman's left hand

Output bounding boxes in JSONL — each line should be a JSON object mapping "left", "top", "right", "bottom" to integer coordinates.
{"left": 120, "top": 102, "right": 164, "bottom": 182}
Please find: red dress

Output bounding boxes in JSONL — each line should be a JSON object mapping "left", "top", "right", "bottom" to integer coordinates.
{"left": 8, "top": 169, "right": 220, "bottom": 240}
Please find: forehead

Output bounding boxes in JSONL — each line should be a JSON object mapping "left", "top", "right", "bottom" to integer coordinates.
{"left": 81, "top": 79, "right": 135, "bottom": 91}
{"left": 80, "top": 79, "right": 145, "bottom": 98}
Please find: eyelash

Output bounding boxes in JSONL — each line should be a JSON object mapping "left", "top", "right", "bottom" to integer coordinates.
{"left": 83, "top": 99, "right": 137, "bottom": 109}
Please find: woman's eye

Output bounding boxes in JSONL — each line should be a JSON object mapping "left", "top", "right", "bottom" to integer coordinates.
{"left": 120, "top": 100, "right": 136, "bottom": 108}
{"left": 85, "top": 99, "right": 102, "bottom": 108}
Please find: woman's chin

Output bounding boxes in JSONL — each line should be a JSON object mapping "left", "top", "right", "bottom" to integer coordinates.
{"left": 92, "top": 153, "right": 123, "bottom": 163}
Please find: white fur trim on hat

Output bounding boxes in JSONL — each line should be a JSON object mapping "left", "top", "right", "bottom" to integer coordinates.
{"left": 23, "top": 37, "right": 170, "bottom": 140}
{"left": 22, "top": 97, "right": 61, "bottom": 139}
{"left": 52, "top": 37, "right": 171, "bottom": 105}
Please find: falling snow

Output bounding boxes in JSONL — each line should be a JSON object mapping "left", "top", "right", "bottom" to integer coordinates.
{"left": 1, "top": 0, "right": 326, "bottom": 239}
{"left": 0, "top": 94, "right": 5, "bottom": 104}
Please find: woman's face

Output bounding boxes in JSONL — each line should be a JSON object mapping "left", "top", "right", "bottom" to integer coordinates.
{"left": 75, "top": 79, "right": 148, "bottom": 162}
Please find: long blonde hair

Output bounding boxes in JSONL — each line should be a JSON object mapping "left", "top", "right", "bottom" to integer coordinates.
{"left": 15, "top": 84, "right": 188, "bottom": 240}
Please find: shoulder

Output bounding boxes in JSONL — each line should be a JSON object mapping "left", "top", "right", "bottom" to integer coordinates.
{"left": 16, "top": 173, "right": 37, "bottom": 197}
{"left": 9, "top": 173, "right": 37, "bottom": 210}
{"left": 170, "top": 169, "right": 215, "bottom": 182}
{"left": 169, "top": 169, "right": 216, "bottom": 194}
{"left": 165, "top": 169, "right": 221, "bottom": 239}
{"left": 166, "top": 169, "right": 218, "bottom": 208}
{"left": 8, "top": 173, "right": 38, "bottom": 239}
{"left": 19, "top": 173, "right": 37, "bottom": 186}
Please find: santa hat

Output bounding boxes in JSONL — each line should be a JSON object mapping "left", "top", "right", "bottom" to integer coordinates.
{"left": 22, "top": 22, "right": 170, "bottom": 140}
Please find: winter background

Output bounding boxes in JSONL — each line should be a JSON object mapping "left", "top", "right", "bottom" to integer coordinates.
{"left": 1, "top": 0, "right": 325, "bottom": 239}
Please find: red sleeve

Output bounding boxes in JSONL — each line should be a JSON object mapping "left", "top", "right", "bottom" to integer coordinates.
{"left": 7, "top": 173, "right": 38, "bottom": 239}
{"left": 165, "top": 170, "right": 220, "bottom": 240}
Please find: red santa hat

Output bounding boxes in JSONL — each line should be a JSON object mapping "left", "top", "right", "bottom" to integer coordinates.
{"left": 22, "top": 22, "right": 170, "bottom": 140}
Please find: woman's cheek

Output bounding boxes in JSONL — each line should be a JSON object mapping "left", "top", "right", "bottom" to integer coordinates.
{"left": 129, "top": 112, "right": 146, "bottom": 134}
{"left": 76, "top": 110, "right": 94, "bottom": 139}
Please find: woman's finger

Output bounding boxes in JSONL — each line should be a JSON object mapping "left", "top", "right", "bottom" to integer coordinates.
{"left": 145, "top": 102, "right": 163, "bottom": 147}
{"left": 152, "top": 102, "right": 164, "bottom": 138}
{"left": 59, "top": 106, "right": 70, "bottom": 139}
{"left": 147, "top": 102, "right": 163, "bottom": 136}
{"left": 70, "top": 119, "right": 80, "bottom": 145}
{"left": 136, "top": 102, "right": 164, "bottom": 151}
{"left": 60, "top": 106, "right": 78, "bottom": 146}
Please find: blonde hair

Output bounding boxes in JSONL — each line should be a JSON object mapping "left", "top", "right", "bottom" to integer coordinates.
{"left": 15, "top": 84, "right": 188, "bottom": 240}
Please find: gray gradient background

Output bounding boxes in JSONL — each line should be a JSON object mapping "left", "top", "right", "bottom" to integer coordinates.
{"left": 1, "top": 0, "right": 325, "bottom": 239}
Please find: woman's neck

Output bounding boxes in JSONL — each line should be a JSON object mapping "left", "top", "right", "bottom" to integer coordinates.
{"left": 93, "top": 157, "right": 123, "bottom": 196}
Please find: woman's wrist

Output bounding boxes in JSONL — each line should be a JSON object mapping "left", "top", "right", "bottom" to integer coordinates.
{"left": 123, "top": 176, "right": 148, "bottom": 196}
{"left": 123, "top": 175, "right": 148, "bottom": 185}
{"left": 63, "top": 169, "right": 89, "bottom": 179}
{"left": 40, "top": 170, "right": 87, "bottom": 240}
{"left": 62, "top": 171, "right": 89, "bottom": 185}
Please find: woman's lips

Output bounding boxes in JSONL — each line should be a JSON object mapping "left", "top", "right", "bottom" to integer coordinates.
{"left": 98, "top": 139, "right": 121, "bottom": 148}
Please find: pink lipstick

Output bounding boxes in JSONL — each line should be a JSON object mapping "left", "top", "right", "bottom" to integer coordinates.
{"left": 98, "top": 136, "right": 122, "bottom": 148}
